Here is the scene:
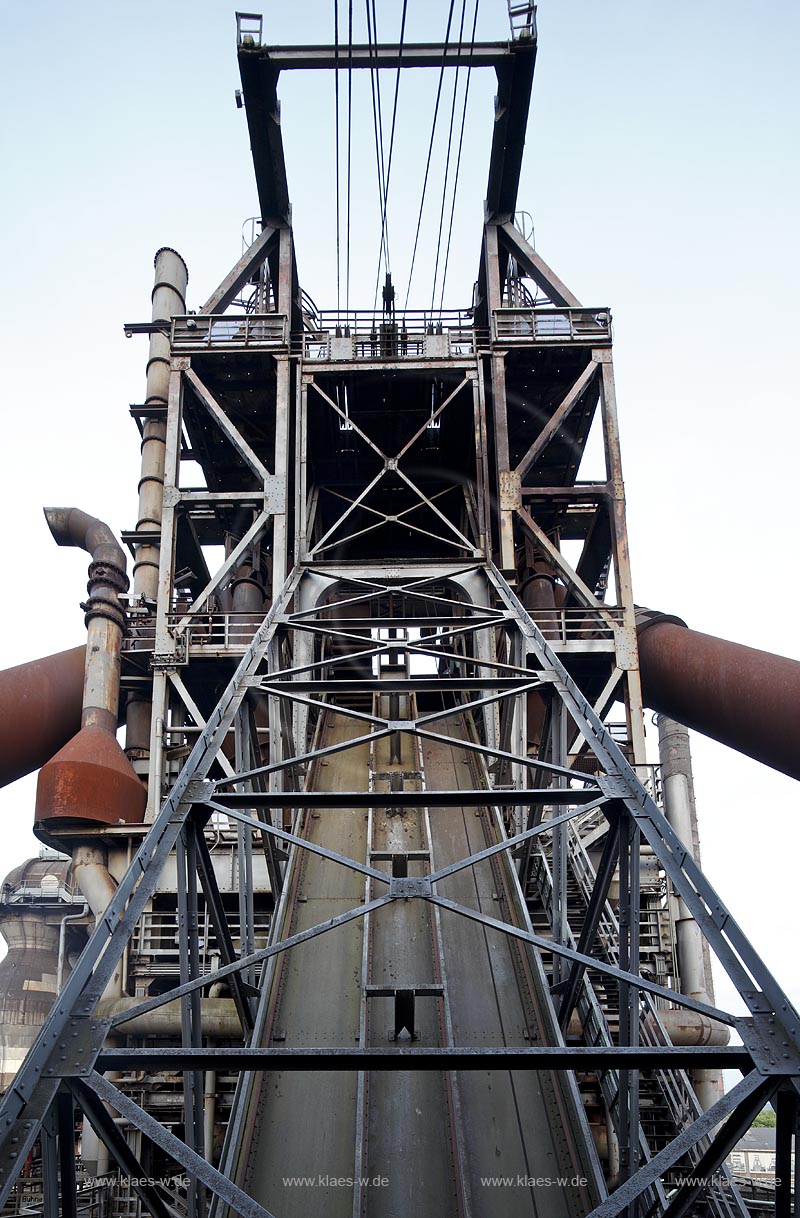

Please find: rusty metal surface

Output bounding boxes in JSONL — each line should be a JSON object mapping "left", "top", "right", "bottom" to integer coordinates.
{"left": 34, "top": 725, "right": 146, "bottom": 830}
{"left": 638, "top": 620, "right": 800, "bottom": 780}
{"left": 0, "top": 647, "right": 85, "bottom": 787}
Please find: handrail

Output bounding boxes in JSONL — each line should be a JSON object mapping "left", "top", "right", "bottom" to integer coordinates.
{"left": 171, "top": 313, "right": 288, "bottom": 350}
{"left": 494, "top": 306, "right": 612, "bottom": 345}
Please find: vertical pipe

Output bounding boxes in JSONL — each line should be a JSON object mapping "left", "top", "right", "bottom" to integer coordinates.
{"left": 56, "top": 1090, "right": 78, "bottom": 1218}
{"left": 657, "top": 714, "right": 724, "bottom": 1112}
{"left": 126, "top": 248, "right": 188, "bottom": 763}
{"left": 550, "top": 699, "right": 567, "bottom": 986}
{"left": 203, "top": 1071, "right": 217, "bottom": 1165}
{"left": 41, "top": 1105, "right": 59, "bottom": 1218}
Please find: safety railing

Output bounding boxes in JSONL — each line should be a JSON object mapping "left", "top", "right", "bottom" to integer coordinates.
{"left": 529, "top": 842, "right": 739, "bottom": 1218}
{"left": 529, "top": 605, "right": 622, "bottom": 647}
{"left": 131, "top": 908, "right": 270, "bottom": 975}
{"left": 171, "top": 313, "right": 288, "bottom": 351}
{"left": 493, "top": 306, "right": 612, "bottom": 345}
{"left": 236, "top": 12, "right": 263, "bottom": 46}
{"left": 123, "top": 613, "right": 269, "bottom": 660}
{"left": 296, "top": 309, "right": 483, "bottom": 361}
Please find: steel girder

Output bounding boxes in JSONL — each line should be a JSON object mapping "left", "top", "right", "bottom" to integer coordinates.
{"left": 0, "top": 561, "right": 796, "bottom": 1217}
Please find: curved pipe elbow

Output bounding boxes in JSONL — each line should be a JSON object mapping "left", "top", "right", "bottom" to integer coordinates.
{"left": 43, "top": 507, "right": 128, "bottom": 575}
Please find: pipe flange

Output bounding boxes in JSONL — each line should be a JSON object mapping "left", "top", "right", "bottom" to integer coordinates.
{"left": 634, "top": 606, "right": 688, "bottom": 636}
{"left": 80, "top": 595, "right": 127, "bottom": 632}
{"left": 87, "top": 561, "right": 130, "bottom": 596}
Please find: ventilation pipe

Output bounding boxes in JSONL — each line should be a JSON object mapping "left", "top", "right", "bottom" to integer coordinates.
{"left": 35, "top": 508, "right": 145, "bottom": 832}
{"left": 637, "top": 609, "right": 800, "bottom": 781}
{"left": 656, "top": 715, "right": 726, "bottom": 1110}
{"left": 125, "top": 248, "right": 189, "bottom": 768}
{"left": 0, "top": 647, "right": 85, "bottom": 787}
{"left": 520, "top": 561, "right": 560, "bottom": 752}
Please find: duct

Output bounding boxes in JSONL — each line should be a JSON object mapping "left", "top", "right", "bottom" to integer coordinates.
{"left": 652, "top": 1009, "right": 729, "bottom": 1048}
{"left": 95, "top": 997, "right": 240, "bottom": 1038}
{"left": 126, "top": 247, "right": 189, "bottom": 763}
{"left": 56, "top": 902, "right": 90, "bottom": 994}
{"left": 656, "top": 715, "right": 726, "bottom": 1111}
{"left": 35, "top": 509, "right": 145, "bottom": 832}
{"left": 521, "top": 561, "right": 558, "bottom": 752}
{"left": 637, "top": 608, "right": 800, "bottom": 781}
{"left": 230, "top": 560, "right": 267, "bottom": 643}
{"left": 0, "top": 647, "right": 85, "bottom": 787}
{"left": 42, "top": 507, "right": 127, "bottom": 735}
{"left": 71, "top": 847, "right": 118, "bottom": 921}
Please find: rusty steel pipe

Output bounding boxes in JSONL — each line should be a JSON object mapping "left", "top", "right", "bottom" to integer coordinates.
{"left": 0, "top": 647, "right": 85, "bottom": 787}
{"left": 35, "top": 508, "right": 145, "bottom": 832}
{"left": 43, "top": 507, "right": 128, "bottom": 735}
{"left": 636, "top": 610, "right": 800, "bottom": 781}
{"left": 126, "top": 248, "right": 189, "bottom": 765}
{"left": 521, "top": 562, "right": 559, "bottom": 751}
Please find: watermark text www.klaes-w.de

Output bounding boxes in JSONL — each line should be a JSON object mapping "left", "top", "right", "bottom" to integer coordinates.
{"left": 127, "top": 1175, "right": 190, "bottom": 1188}
{"left": 283, "top": 1175, "right": 389, "bottom": 1188}
{"left": 480, "top": 1174, "right": 588, "bottom": 1188}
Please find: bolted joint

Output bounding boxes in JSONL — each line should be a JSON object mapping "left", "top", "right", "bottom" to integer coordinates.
{"left": 80, "top": 596, "right": 127, "bottom": 632}
{"left": 81, "top": 561, "right": 130, "bottom": 632}
{"left": 86, "top": 560, "right": 130, "bottom": 597}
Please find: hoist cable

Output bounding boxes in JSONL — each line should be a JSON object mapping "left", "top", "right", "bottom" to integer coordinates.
{"left": 430, "top": 0, "right": 468, "bottom": 312}
{"left": 366, "top": 0, "right": 391, "bottom": 296}
{"left": 403, "top": 0, "right": 457, "bottom": 309}
{"left": 372, "top": 0, "right": 408, "bottom": 310}
{"left": 345, "top": 0, "right": 354, "bottom": 312}
{"left": 438, "top": 0, "right": 480, "bottom": 311}
{"left": 334, "top": 1, "right": 342, "bottom": 316}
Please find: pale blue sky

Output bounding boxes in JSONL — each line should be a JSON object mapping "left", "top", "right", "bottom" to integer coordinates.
{"left": 1, "top": 1, "right": 799, "bottom": 1022}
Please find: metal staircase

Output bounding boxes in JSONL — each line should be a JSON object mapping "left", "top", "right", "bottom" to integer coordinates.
{"left": 525, "top": 815, "right": 748, "bottom": 1216}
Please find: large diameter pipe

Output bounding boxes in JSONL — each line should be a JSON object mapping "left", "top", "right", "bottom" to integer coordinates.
{"left": 95, "top": 997, "right": 240, "bottom": 1038}
{"left": 43, "top": 507, "right": 129, "bottom": 735}
{"left": 0, "top": 647, "right": 85, "bottom": 787}
{"left": 637, "top": 609, "right": 800, "bottom": 781}
{"left": 521, "top": 563, "right": 558, "bottom": 751}
{"left": 657, "top": 714, "right": 727, "bottom": 1111}
{"left": 126, "top": 248, "right": 189, "bottom": 762}
{"left": 133, "top": 247, "right": 188, "bottom": 604}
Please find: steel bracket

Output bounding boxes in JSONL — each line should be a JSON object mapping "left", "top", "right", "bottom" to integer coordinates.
{"left": 46, "top": 1020, "right": 109, "bottom": 1078}
{"left": 597, "top": 773, "right": 630, "bottom": 799}
{"left": 389, "top": 877, "right": 431, "bottom": 899}
{"left": 736, "top": 1017, "right": 800, "bottom": 1075}
{"left": 152, "top": 634, "right": 187, "bottom": 668}
{"left": 612, "top": 625, "right": 639, "bottom": 670}
{"left": 186, "top": 779, "right": 214, "bottom": 805}
{"left": 499, "top": 469, "right": 521, "bottom": 511}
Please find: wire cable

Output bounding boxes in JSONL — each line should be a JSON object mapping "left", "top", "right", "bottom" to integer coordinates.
{"left": 372, "top": 0, "right": 408, "bottom": 310}
{"left": 430, "top": 0, "right": 468, "bottom": 313}
{"left": 366, "top": 0, "right": 391, "bottom": 292}
{"left": 334, "top": 1, "right": 342, "bottom": 317}
{"left": 404, "top": 0, "right": 457, "bottom": 309}
{"left": 438, "top": 0, "right": 480, "bottom": 312}
{"left": 345, "top": 0, "right": 354, "bottom": 313}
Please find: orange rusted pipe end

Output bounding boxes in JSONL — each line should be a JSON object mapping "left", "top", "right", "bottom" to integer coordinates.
{"left": 0, "top": 647, "right": 86, "bottom": 788}
{"left": 34, "top": 726, "right": 146, "bottom": 832}
{"left": 637, "top": 615, "right": 800, "bottom": 782}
